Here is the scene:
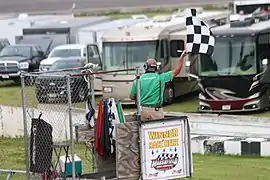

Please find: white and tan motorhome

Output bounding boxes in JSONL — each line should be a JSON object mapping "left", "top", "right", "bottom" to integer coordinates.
{"left": 101, "top": 8, "right": 230, "bottom": 104}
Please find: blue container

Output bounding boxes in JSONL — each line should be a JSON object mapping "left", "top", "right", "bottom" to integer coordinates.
{"left": 58, "top": 154, "right": 82, "bottom": 177}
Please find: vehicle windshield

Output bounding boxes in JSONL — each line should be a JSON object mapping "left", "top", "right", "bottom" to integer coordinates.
{"left": 198, "top": 36, "right": 257, "bottom": 77}
{"left": 49, "top": 49, "right": 81, "bottom": 58}
{"left": 236, "top": 4, "right": 270, "bottom": 14}
{"left": 0, "top": 46, "right": 31, "bottom": 57}
{"left": 102, "top": 41, "right": 158, "bottom": 74}
{"left": 50, "top": 61, "right": 83, "bottom": 71}
{"left": 21, "top": 34, "right": 68, "bottom": 52}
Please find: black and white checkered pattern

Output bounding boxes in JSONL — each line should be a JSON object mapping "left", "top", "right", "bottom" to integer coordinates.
{"left": 185, "top": 9, "right": 215, "bottom": 56}
{"left": 156, "top": 153, "right": 177, "bottom": 160}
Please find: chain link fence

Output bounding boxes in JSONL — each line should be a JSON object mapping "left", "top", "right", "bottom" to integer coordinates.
{"left": 21, "top": 69, "right": 97, "bottom": 180}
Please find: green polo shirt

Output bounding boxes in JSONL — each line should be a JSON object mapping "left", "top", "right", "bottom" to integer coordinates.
{"left": 130, "top": 71, "right": 173, "bottom": 106}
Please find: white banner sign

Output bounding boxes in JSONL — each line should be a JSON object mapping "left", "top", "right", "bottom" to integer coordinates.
{"left": 140, "top": 118, "right": 191, "bottom": 180}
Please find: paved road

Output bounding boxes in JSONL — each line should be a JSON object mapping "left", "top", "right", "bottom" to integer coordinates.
{"left": 0, "top": 0, "right": 231, "bottom": 14}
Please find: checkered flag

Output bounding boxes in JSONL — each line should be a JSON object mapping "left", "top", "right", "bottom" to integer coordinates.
{"left": 186, "top": 8, "right": 215, "bottom": 56}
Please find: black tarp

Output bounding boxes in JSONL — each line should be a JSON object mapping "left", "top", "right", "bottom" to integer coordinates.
{"left": 100, "top": 98, "right": 111, "bottom": 156}
{"left": 30, "top": 117, "right": 53, "bottom": 173}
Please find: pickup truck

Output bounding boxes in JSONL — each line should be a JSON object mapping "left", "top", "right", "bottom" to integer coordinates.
{"left": 0, "top": 44, "right": 45, "bottom": 83}
{"left": 0, "top": 38, "right": 52, "bottom": 84}
{"left": 35, "top": 57, "right": 89, "bottom": 103}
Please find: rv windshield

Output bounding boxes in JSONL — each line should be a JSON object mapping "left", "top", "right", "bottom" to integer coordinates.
{"left": 103, "top": 41, "right": 158, "bottom": 74}
{"left": 198, "top": 36, "right": 257, "bottom": 77}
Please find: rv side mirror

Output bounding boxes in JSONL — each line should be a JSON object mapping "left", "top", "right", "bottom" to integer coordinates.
{"left": 262, "top": 58, "right": 268, "bottom": 65}
{"left": 262, "top": 58, "right": 268, "bottom": 71}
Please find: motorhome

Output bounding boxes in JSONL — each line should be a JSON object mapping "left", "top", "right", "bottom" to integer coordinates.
{"left": 186, "top": 12, "right": 270, "bottom": 112}
{"left": 101, "top": 9, "right": 230, "bottom": 104}
{"left": 76, "top": 17, "right": 148, "bottom": 53}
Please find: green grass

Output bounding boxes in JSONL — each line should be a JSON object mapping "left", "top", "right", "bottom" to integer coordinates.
{"left": 75, "top": 4, "right": 226, "bottom": 19}
{"left": 1, "top": 137, "right": 270, "bottom": 180}
{"left": 0, "top": 137, "right": 91, "bottom": 179}
{"left": 2, "top": 80, "right": 270, "bottom": 117}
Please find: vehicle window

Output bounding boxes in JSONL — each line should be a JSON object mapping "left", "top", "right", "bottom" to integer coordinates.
{"left": 49, "top": 49, "right": 81, "bottom": 58}
{"left": 32, "top": 47, "right": 38, "bottom": 56}
{"left": 236, "top": 4, "right": 270, "bottom": 14}
{"left": 0, "top": 44, "right": 4, "bottom": 51}
{"left": 198, "top": 36, "right": 256, "bottom": 76}
{"left": 83, "top": 48, "right": 86, "bottom": 57}
{"left": 103, "top": 40, "right": 158, "bottom": 74}
{"left": 36, "top": 46, "right": 42, "bottom": 52}
{"left": 0, "top": 46, "right": 31, "bottom": 57}
{"left": 50, "top": 61, "right": 83, "bottom": 71}
{"left": 87, "top": 45, "right": 101, "bottom": 67}
{"left": 257, "top": 33, "right": 270, "bottom": 71}
{"left": 158, "top": 40, "right": 169, "bottom": 65}
{"left": 170, "top": 40, "right": 185, "bottom": 57}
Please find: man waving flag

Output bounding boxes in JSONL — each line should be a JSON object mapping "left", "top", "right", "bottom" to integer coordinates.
{"left": 185, "top": 8, "right": 215, "bottom": 56}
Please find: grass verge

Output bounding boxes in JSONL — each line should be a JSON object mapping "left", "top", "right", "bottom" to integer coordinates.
{"left": 1, "top": 137, "right": 270, "bottom": 180}
{"left": 75, "top": 4, "right": 226, "bottom": 19}
{"left": 1, "top": 80, "right": 270, "bottom": 117}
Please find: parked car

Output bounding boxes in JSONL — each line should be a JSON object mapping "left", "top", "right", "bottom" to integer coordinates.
{"left": 0, "top": 37, "right": 52, "bottom": 84}
{"left": 39, "top": 44, "right": 89, "bottom": 72}
{"left": 34, "top": 57, "right": 89, "bottom": 103}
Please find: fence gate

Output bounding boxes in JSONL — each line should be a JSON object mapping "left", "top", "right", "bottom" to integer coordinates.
{"left": 21, "top": 70, "right": 98, "bottom": 180}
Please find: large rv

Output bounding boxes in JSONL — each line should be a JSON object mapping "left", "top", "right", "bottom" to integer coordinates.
{"left": 77, "top": 17, "right": 148, "bottom": 53}
{"left": 101, "top": 9, "right": 230, "bottom": 104}
{"left": 186, "top": 12, "right": 270, "bottom": 112}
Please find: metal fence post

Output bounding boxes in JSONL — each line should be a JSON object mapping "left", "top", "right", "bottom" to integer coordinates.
{"left": 90, "top": 77, "right": 96, "bottom": 110}
{"left": 89, "top": 76, "right": 98, "bottom": 172}
{"left": 135, "top": 67, "right": 141, "bottom": 121}
{"left": 66, "top": 75, "right": 76, "bottom": 179}
{"left": 21, "top": 73, "right": 31, "bottom": 180}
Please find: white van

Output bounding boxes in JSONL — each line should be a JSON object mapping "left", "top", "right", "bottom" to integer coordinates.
{"left": 39, "top": 44, "right": 88, "bottom": 71}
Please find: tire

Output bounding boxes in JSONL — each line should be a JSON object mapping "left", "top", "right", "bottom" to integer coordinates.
{"left": 164, "top": 83, "right": 174, "bottom": 105}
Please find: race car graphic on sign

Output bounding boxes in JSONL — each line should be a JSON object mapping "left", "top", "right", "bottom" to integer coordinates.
{"left": 151, "top": 153, "right": 179, "bottom": 171}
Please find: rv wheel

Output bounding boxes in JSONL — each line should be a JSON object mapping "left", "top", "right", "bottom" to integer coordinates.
{"left": 164, "top": 84, "right": 174, "bottom": 105}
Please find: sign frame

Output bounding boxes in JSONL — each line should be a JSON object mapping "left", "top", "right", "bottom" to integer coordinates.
{"left": 140, "top": 116, "right": 192, "bottom": 180}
